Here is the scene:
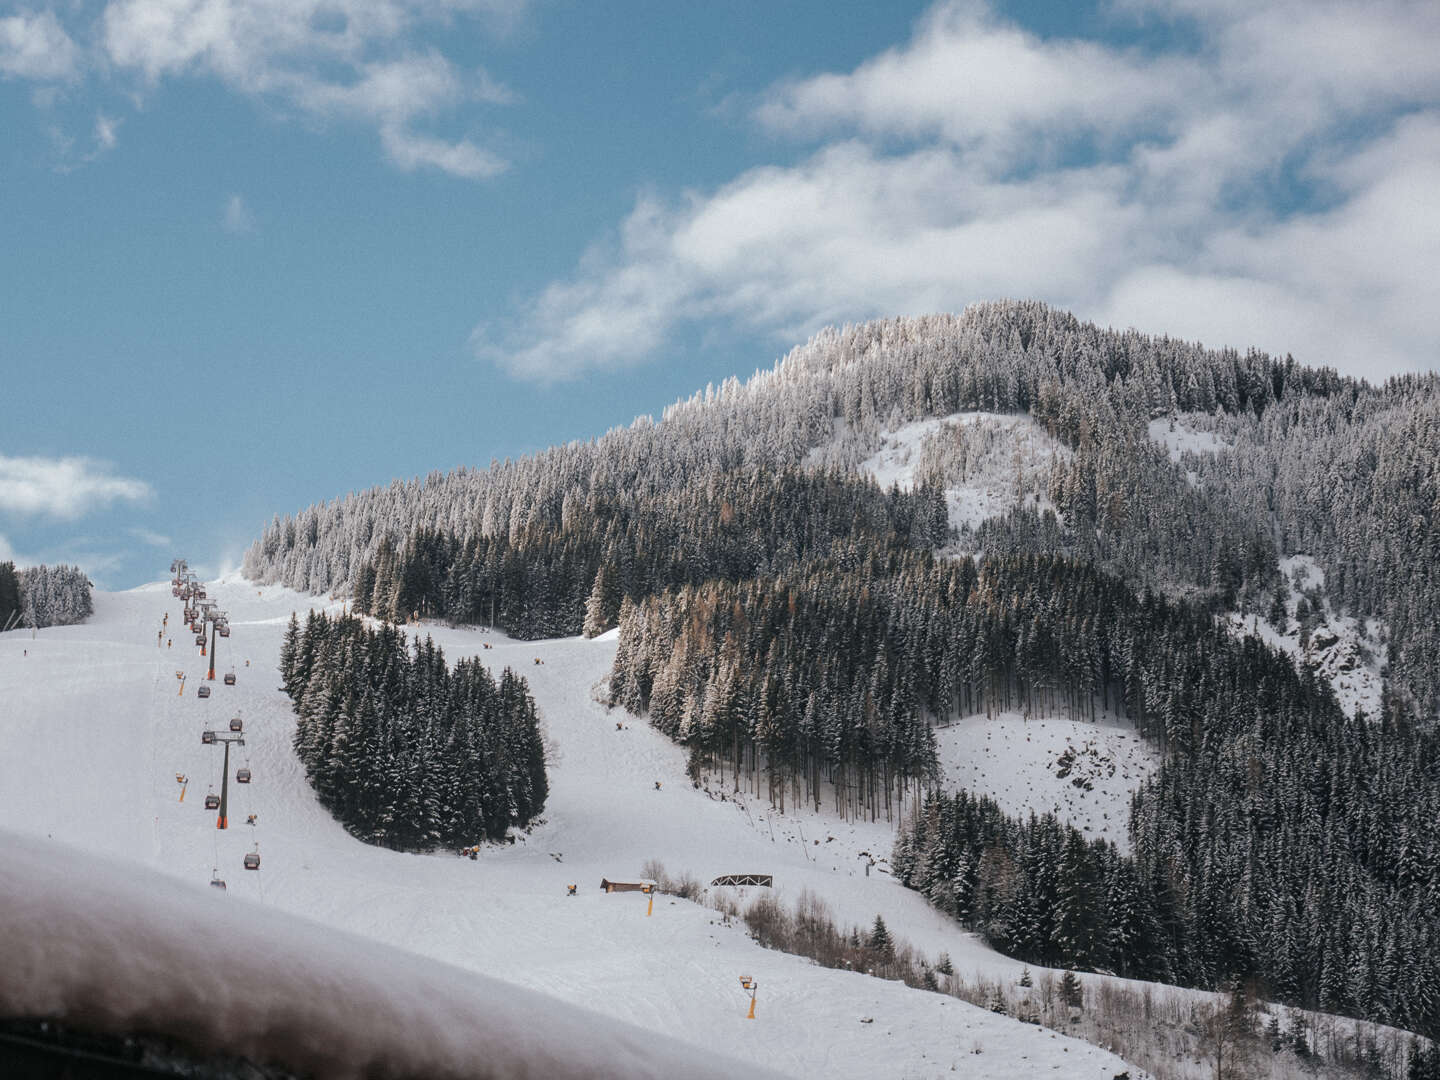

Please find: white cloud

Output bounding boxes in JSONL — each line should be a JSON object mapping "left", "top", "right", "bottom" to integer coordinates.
{"left": 380, "top": 124, "right": 507, "bottom": 179}
{"left": 127, "top": 526, "right": 172, "bottom": 548}
{"left": 480, "top": 0, "right": 1440, "bottom": 382}
{"left": 0, "top": 454, "right": 152, "bottom": 519}
{"left": 95, "top": 0, "right": 520, "bottom": 178}
{"left": 757, "top": 1, "right": 1196, "bottom": 169}
{"left": 4, "top": 1, "right": 522, "bottom": 179}
{"left": 222, "top": 192, "right": 253, "bottom": 233}
{"left": 93, "top": 113, "right": 120, "bottom": 152}
{"left": 0, "top": 10, "right": 79, "bottom": 82}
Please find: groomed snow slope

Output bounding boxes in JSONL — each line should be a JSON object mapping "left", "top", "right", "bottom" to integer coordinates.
{"left": 0, "top": 829, "right": 769, "bottom": 1080}
{"left": 0, "top": 577, "right": 1139, "bottom": 1080}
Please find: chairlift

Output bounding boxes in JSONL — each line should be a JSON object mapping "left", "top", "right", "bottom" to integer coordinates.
{"left": 197, "top": 685, "right": 211, "bottom": 699}
{"left": 204, "top": 793, "right": 221, "bottom": 810}
{"left": 224, "top": 671, "right": 236, "bottom": 686}
{"left": 236, "top": 767, "right": 251, "bottom": 784}
{"left": 202, "top": 730, "right": 216, "bottom": 744}
{"left": 243, "top": 850, "right": 260, "bottom": 871}
{"left": 229, "top": 717, "right": 243, "bottom": 732}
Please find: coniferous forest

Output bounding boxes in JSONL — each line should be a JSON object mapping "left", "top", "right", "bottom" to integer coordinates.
{"left": 0, "top": 562, "right": 22, "bottom": 630}
{"left": 244, "top": 301, "right": 1440, "bottom": 1040}
{"left": 0, "top": 562, "right": 93, "bottom": 630}
{"left": 279, "top": 611, "right": 547, "bottom": 851}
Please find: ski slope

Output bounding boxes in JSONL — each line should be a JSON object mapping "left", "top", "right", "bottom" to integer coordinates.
{"left": 0, "top": 574, "right": 1140, "bottom": 1078}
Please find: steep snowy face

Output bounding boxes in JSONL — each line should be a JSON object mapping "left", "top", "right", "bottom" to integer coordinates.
{"left": 1224, "top": 554, "right": 1387, "bottom": 721}
{"left": 1147, "top": 416, "right": 1233, "bottom": 463}
{"left": 811, "top": 410, "right": 1069, "bottom": 534}
{"left": 933, "top": 711, "right": 1157, "bottom": 855}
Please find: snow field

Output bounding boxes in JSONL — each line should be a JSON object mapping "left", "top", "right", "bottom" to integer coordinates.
{"left": 843, "top": 411, "right": 1068, "bottom": 533}
{"left": 1223, "top": 555, "right": 1387, "bottom": 720}
{"left": 0, "top": 574, "right": 1139, "bottom": 1079}
{"left": 933, "top": 711, "right": 1158, "bottom": 855}
{"left": 0, "top": 829, "right": 765, "bottom": 1080}
{"left": 1146, "top": 417, "right": 1232, "bottom": 462}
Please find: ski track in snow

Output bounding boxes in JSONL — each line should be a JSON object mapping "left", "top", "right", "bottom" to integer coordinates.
{"left": 0, "top": 575, "right": 1148, "bottom": 1078}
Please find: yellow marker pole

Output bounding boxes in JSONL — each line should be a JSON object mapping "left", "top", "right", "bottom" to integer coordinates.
{"left": 648, "top": 892, "right": 654, "bottom": 917}
{"left": 739, "top": 975, "right": 758, "bottom": 1019}
{"left": 178, "top": 677, "right": 185, "bottom": 697}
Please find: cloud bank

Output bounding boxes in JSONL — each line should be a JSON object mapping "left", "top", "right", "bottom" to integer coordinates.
{"left": 8, "top": 1, "right": 524, "bottom": 179}
{"left": 0, "top": 454, "right": 152, "bottom": 519}
{"left": 478, "top": 0, "right": 1440, "bottom": 382}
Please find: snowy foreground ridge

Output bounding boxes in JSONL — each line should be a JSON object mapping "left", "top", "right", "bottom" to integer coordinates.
{"left": 0, "top": 829, "right": 758, "bottom": 1080}
{"left": 0, "top": 577, "right": 1141, "bottom": 1079}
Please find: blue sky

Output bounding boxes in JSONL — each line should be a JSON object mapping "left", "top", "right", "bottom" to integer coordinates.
{"left": 2, "top": 0, "right": 1437, "bottom": 588}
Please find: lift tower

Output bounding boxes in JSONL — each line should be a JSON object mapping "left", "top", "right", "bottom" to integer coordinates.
{"left": 201, "top": 730, "right": 245, "bottom": 829}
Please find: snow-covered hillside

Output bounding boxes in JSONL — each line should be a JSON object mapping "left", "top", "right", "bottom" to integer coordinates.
{"left": 0, "top": 575, "right": 1139, "bottom": 1079}
{"left": 1225, "top": 555, "right": 1387, "bottom": 720}
{"left": 1147, "top": 416, "right": 1232, "bottom": 463}
{"left": 934, "top": 711, "right": 1157, "bottom": 855}
{"left": 817, "top": 411, "right": 1067, "bottom": 534}
{"left": 0, "top": 828, "right": 765, "bottom": 1080}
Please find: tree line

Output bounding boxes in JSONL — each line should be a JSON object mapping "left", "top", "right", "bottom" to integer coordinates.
{"left": 347, "top": 466, "right": 946, "bottom": 639}
{"left": 280, "top": 611, "right": 547, "bottom": 850}
{"left": 0, "top": 562, "right": 93, "bottom": 630}
{"left": 612, "top": 551, "right": 1440, "bottom": 1038}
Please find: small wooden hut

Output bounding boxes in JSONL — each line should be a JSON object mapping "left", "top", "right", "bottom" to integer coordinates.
{"left": 599, "top": 878, "right": 657, "bottom": 893}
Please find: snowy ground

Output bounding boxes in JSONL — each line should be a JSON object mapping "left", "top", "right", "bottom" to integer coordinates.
{"left": 0, "top": 828, "right": 765, "bottom": 1080}
{"left": 1147, "top": 416, "right": 1232, "bottom": 462}
{"left": 934, "top": 711, "right": 1157, "bottom": 855}
{"left": 1224, "top": 555, "right": 1386, "bottom": 720}
{"left": 810, "top": 411, "right": 1067, "bottom": 533}
{"left": 0, "top": 574, "right": 1139, "bottom": 1079}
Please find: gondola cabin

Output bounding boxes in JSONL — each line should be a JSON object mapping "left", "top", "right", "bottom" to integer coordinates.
{"left": 229, "top": 717, "right": 243, "bottom": 732}
{"left": 202, "top": 731, "right": 216, "bottom": 744}
{"left": 204, "top": 794, "right": 220, "bottom": 810}
{"left": 172, "top": 586, "right": 180, "bottom": 597}
{"left": 236, "top": 768, "right": 251, "bottom": 784}
{"left": 224, "top": 672, "right": 236, "bottom": 686}
{"left": 218, "top": 625, "right": 230, "bottom": 637}
{"left": 197, "top": 686, "right": 211, "bottom": 698}
{"left": 243, "top": 852, "right": 260, "bottom": 871}
{"left": 195, "top": 634, "right": 206, "bottom": 646}
{"left": 196, "top": 589, "right": 206, "bottom": 599}
{"left": 210, "top": 875, "right": 226, "bottom": 891}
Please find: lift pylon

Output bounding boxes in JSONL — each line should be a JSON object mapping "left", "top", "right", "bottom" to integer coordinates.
{"left": 201, "top": 731, "right": 245, "bottom": 829}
